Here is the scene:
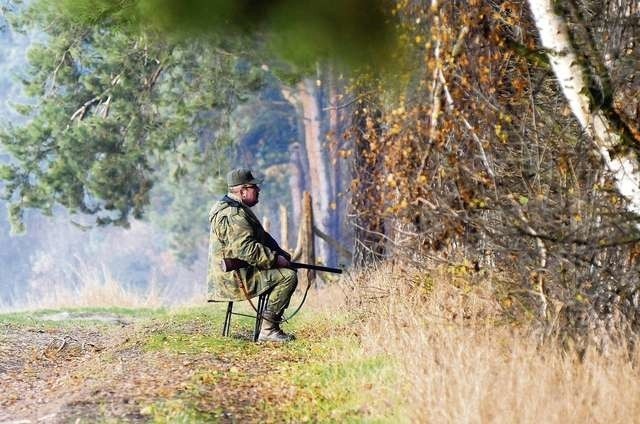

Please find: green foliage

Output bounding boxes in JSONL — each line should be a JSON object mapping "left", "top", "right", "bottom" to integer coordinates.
{"left": 0, "top": 0, "right": 394, "bottom": 264}
{"left": 0, "top": 3, "right": 270, "bottom": 233}
{"left": 46, "top": 0, "right": 394, "bottom": 69}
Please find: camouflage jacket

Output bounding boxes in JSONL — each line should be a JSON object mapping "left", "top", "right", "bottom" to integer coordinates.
{"left": 206, "top": 195, "right": 288, "bottom": 301}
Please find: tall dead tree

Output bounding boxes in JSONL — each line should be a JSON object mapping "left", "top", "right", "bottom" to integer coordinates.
{"left": 292, "top": 192, "right": 316, "bottom": 286}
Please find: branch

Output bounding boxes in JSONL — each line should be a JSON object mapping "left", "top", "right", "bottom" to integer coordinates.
{"left": 146, "top": 63, "right": 164, "bottom": 91}
{"left": 322, "top": 91, "right": 375, "bottom": 111}
{"left": 312, "top": 225, "right": 353, "bottom": 261}
{"left": 70, "top": 73, "right": 122, "bottom": 122}
{"left": 70, "top": 96, "right": 102, "bottom": 122}
{"left": 47, "top": 28, "right": 93, "bottom": 96}
{"left": 100, "top": 95, "right": 111, "bottom": 118}
{"left": 508, "top": 195, "right": 548, "bottom": 319}
{"left": 505, "top": 39, "right": 550, "bottom": 69}
{"left": 438, "top": 68, "right": 497, "bottom": 183}
{"left": 48, "top": 49, "right": 70, "bottom": 95}
{"left": 351, "top": 221, "right": 400, "bottom": 247}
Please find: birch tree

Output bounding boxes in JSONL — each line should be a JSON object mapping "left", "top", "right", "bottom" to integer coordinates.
{"left": 527, "top": 0, "right": 640, "bottom": 218}
{"left": 344, "top": 0, "right": 640, "bottom": 343}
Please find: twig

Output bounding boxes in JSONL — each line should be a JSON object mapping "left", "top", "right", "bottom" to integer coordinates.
{"left": 49, "top": 49, "right": 70, "bottom": 95}
{"left": 312, "top": 225, "right": 353, "bottom": 260}
{"left": 352, "top": 222, "right": 400, "bottom": 247}
{"left": 55, "top": 338, "right": 68, "bottom": 354}
{"left": 146, "top": 63, "right": 164, "bottom": 91}
{"left": 322, "top": 91, "right": 375, "bottom": 111}
{"left": 509, "top": 196, "right": 548, "bottom": 319}
{"left": 70, "top": 96, "right": 102, "bottom": 121}
{"left": 438, "top": 69, "right": 497, "bottom": 183}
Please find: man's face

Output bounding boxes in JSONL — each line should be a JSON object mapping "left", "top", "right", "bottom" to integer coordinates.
{"left": 241, "top": 184, "right": 260, "bottom": 207}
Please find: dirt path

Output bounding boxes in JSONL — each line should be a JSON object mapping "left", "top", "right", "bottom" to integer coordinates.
{"left": 0, "top": 312, "right": 298, "bottom": 423}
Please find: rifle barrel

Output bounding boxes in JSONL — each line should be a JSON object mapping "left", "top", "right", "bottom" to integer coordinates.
{"left": 221, "top": 258, "right": 342, "bottom": 274}
{"left": 289, "top": 262, "right": 343, "bottom": 274}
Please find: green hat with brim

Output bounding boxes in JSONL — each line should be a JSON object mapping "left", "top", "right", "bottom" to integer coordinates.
{"left": 227, "top": 168, "right": 263, "bottom": 188}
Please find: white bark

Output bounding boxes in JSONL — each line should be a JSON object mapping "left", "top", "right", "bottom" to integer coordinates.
{"left": 528, "top": 0, "right": 640, "bottom": 216}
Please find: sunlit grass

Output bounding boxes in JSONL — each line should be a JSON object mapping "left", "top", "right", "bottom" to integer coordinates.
{"left": 140, "top": 399, "right": 219, "bottom": 423}
{"left": 7, "top": 264, "right": 639, "bottom": 422}
{"left": 141, "top": 306, "right": 399, "bottom": 423}
{"left": 267, "top": 354, "right": 398, "bottom": 423}
{"left": 0, "top": 306, "right": 166, "bottom": 328}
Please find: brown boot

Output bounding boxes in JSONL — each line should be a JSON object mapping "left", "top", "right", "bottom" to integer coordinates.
{"left": 258, "top": 311, "right": 295, "bottom": 342}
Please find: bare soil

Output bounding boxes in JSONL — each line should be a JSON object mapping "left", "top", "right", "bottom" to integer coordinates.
{"left": 0, "top": 313, "right": 294, "bottom": 423}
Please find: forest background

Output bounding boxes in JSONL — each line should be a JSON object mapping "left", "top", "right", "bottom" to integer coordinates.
{"left": 4, "top": 1, "right": 640, "bottom": 421}
{"left": 1, "top": 0, "right": 640, "bottom": 349}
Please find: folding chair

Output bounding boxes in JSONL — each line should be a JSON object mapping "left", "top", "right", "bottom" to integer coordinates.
{"left": 218, "top": 290, "right": 271, "bottom": 342}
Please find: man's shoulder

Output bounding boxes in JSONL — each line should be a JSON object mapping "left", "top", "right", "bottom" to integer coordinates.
{"left": 209, "top": 197, "right": 246, "bottom": 222}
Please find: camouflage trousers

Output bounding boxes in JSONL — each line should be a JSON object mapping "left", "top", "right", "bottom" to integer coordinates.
{"left": 263, "top": 268, "right": 298, "bottom": 315}
{"left": 209, "top": 266, "right": 298, "bottom": 315}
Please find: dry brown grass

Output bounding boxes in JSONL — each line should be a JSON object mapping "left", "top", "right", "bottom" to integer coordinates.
{"left": 343, "top": 262, "right": 640, "bottom": 423}
{"left": 22, "top": 267, "right": 162, "bottom": 310}
{"left": 12, "top": 255, "right": 202, "bottom": 311}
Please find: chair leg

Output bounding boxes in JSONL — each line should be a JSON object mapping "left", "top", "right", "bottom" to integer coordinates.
{"left": 253, "top": 292, "right": 270, "bottom": 342}
{"left": 223, "top": 301, "right": 233, "bottom": 337}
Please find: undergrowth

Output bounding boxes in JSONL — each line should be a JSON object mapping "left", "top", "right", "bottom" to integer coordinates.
{"left": 5, "top": 263, "right": 640, "bottom": 422}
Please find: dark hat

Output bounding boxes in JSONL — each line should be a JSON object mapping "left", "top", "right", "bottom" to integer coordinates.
{"left": 227, "top": 168, "right": 263, "bottom": 188}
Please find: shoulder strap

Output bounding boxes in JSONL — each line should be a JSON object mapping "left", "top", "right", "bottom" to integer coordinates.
{"left": 222, "top": 194, "right": 264, "bottom": 226}
{"left": 221, "top": 195, "right": 244, "bottom": 209}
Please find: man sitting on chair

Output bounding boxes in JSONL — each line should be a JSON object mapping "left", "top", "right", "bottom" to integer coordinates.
{"left": 207, "top": 167, "right": 297, "bottom": 342}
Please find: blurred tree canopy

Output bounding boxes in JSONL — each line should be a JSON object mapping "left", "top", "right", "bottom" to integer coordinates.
{"left": 0, "top": 0, "right": 392, "bottom": 234}
{"left": 35, "top": 0, "right": 394, "bottom": 70}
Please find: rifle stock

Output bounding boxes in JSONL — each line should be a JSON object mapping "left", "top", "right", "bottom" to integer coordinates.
{"left": 221, "top": 257, "right": 342, "bottom": 274}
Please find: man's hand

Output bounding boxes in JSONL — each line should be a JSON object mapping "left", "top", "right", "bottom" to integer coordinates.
{"left": 275, "top": 255, "right": 290, "bottom": 268}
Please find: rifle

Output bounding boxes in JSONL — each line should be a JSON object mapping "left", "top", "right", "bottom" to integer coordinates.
{"left": 221, "top": 257, "right": 342, "bottom": 274}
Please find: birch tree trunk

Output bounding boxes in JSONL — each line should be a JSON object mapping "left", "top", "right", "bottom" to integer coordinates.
{"left": 528, "top": 0, "right": 640, "bottom": 216}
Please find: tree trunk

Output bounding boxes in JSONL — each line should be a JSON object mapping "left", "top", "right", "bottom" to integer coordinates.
{"left": 292, "top": 192, "right": 316, "bottom": 287}
{"left": 528, "top": 0, "right": 640, "bottom": 216}
{"left": 298, "top": 79, "right": 331, "bottom": 257}
{"left": 283, "top": 79, "right": 333, "bottom": 263}
{"left": 279, "top": 204, "right": 289, "bottom": 252}
{"left": 324, "top": 65, "right": 342, "bottom": 265}
{"left": 288, "top": 142, "right": 305, "bottom": 229}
